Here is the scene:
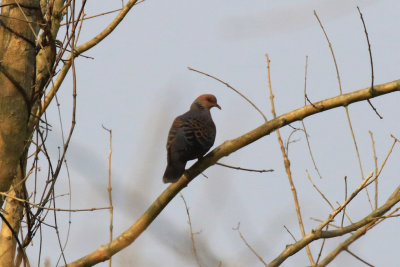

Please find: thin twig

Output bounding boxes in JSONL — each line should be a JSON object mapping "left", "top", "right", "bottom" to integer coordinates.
{"left": 0, "top": 192, "right": 110, "bottom": 212}
{"left": 284, "top": 128, "right": 302, "bottom": 155}
{"left": 361, "top": 137, "right": 397, "bottom": 190}
{"left": 30, "top": 1, "right": 83, "bottom": 235}
{"left": 369, "top": 131, "right": 378, "bottom": 209}
{"left": 59, "top": 12, "right": 82, "bottom": 260}
{"left": 373, "top": 137, "right": 397, "bottom": 180}
{"left": 102, "top": 125, "right": 114, "bottom": 267}
{"left": 53, "top": 180, "right": 67, "bottom": 266}
{"left": 310, "top": 217, "right": 340, "bottom": 229}
{"left": 391, "top": 134, "right": 400, "bottom": 143}
{"left": 180, "top": 194, "right": 202, "bottom": 267}
{"left": 74, "top": 12, "right": 86, "bottom": 47}
{"left": 341, "top": 177, "right": 348, "bottom": 227}
{"left": 216, "top": 162, "right": 273, "bottom": 173}
{"left": 336, "top": 201, "right": 353, "bottom": 225}
{"left": 367, "top": 207, "right": 400, "bottom": 230}
{"left": 357, "top": 6, "right": 383, "bottom": 119}
{"left": 54, "top": 3, "right": 85, "bottom": 262}
{"left": 61, "top": 8, "right": 122, "bottom": 26}
{"left": 59, "top": 159, "right": 73, "bottom": 258}
{"left": 265, "top": 53, "right": 315, "bottom": 265}
{"left": 345, "top": 249, "right": 374, "bottom": 267}
{"left": 200, "top": 173, "right": 208, "bottom": 179}
{"left": 314, "top": 10, "right": 373, "bottom": 210}
{"left": 305, "top": 94, "right": 319, "bottom": 110}
{"left": 301, "top": 56, "right": 323, "bottom": 178}
{"left": 332, "top": 172, "right": 373, "bottom": 220}
{"left": 306, "top": 170, "right": 333, "bottom": 209}
{"left": 320, "top": 172, "right": 373, "bottom": 229}
{"left": 60, "top": 0, "right": 146, "bottom": 26}
{"left": 379, "top": 207, "right": 400, "bottom": 219}
{"left": 315, "top": 225, "right": 329, "bottom": 265}
{"left": 188, "top": 67, "right": 268, "bottom": 122}
{"left": 359, "top": 138, "right": 397, "bottom": 195}
{"left": 283, "top": 225, "right": 297, "bottom": 242}
{"left": 234, "top": 223, "right": 267, "bottom": 266}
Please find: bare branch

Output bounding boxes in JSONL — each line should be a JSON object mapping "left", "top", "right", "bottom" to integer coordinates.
{"left": 0, "top": 192, "right": 110, "bottom": 212}
{"left": 268, "top": 182, "right": 400, "bottom": 267}
{"left": 180, "top": 194, "right": 202, "bottom": 267}
{"left": 341, "top": 176, "right": 348, "bottom": 227}
{"left": 374, "top": 137, "right": 397, "bottom": 180}
{"left": 315, "top": 225, "right": 329, "bottom": 265}
{"left": 310, "top": 218, "right": 340, "bottom": 229}
{"left": 216, "top": 162, "right": 273, "bottom": 173}
{"left": 234, "top": 223, "right": 267, "bottom": 266}
{"left": 102, "top": 125, "right": 114, "bottom": 267}
{"left": 188, "top": 67, "right": 268, "bottom": 122}
{"left": 36, "top": 0, "right": 141, "bottom": 122}
{"left": 369, "top": 131, "right": 379, "bottom": 209}
{"left": 306, "top": 170, "right": 334, "bottom": 210}
{"left": 63, "top": 78, "right": 400, "bottom": 267}
{"left": 265, "top": 53, "right": 315, "bottom": 265}
{"left": 345, "top": 249, "right": 374, "bottom": 267}
{"left": 283, "top": 225, "right": 297, "bottom": 242}
{"left": 301, "top": 56, "right": 323, "bottom": 178}
{"left": 357, "top": 6, "right": 383, "bottom": 119}
{"left": 314, "top": 10, "right": 373, "bottom": 210}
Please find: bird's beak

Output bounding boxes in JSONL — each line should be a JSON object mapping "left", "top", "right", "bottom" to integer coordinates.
{"left": 215, "top": 104, "right": 221, "bottom": 110}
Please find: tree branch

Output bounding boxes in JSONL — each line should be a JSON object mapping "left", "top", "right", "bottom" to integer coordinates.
{"left": 36, "top": 0, "right": 139, "bottom": 122}
{"left": 268, "top": 183, "right": 400, "bottom": 267}
{"left": 63, "top": 79, "right": 400, "bottom": 267}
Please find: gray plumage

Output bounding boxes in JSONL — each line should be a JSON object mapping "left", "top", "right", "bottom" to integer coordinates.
{"left": 163, "top": 94, "right": 221, "bottom": 183}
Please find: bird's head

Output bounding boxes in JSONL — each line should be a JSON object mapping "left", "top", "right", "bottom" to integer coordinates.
{"left": 191, "top": 94, "right": 221, "bottom": 110}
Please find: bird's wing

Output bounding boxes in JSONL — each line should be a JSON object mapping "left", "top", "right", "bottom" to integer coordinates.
{"left": 167, "top": 112, "right": 216, "bottom": 161}
{"left": 187, "top": 117, "right": 216, "bottom": 151}
{"left": 167, "top": 117, "right": 189, "bottom": 151}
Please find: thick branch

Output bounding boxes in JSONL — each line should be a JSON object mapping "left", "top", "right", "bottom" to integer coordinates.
{"left": 65, "top": 79, "right": 400, "bottom": 267}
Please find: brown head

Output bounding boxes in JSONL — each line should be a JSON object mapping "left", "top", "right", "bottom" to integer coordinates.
{"left": 191, "top": 94, "right": 221, "bottom": 110}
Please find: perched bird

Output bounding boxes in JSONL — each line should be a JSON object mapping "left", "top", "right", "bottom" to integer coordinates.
{"left": 163, "top": 94, "right": 221, "bottom": 183}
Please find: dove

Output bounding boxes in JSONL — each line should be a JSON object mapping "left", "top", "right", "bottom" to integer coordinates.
{"left": 163, "top": 94, "right": 221, "bottom": 183}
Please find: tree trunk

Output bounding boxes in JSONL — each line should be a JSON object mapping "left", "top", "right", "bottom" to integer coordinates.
{"left": 0, "top": 1, "right": 41, "bottom": 265}
{"left": 0, "top": 171, "right": 25, "bottom": 267}
{"left": 0, "top": 0, "right": 41, "bottom": 192}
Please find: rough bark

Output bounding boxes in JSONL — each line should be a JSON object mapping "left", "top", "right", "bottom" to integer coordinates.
{"left": 0, "top": 0, "right": 41, "bottom": 192}
{"left": 0, "top": 1, "right": 41, "bottom": 266}
{"left": 0, "top": 171, "right": 25, "bottom": 267}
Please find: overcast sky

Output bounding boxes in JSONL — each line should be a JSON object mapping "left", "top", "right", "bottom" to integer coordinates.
{"left": 30, "top": 1, "right": 400, "bottom": 266}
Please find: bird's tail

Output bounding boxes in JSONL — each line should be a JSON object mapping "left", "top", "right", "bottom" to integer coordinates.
{"left": 163, "top": 160, "right": 186, "bottom": 183}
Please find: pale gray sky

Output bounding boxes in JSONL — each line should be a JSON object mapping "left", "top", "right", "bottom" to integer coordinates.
{"left": 30, "top": 0, "right": 400, "bottom": 266}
